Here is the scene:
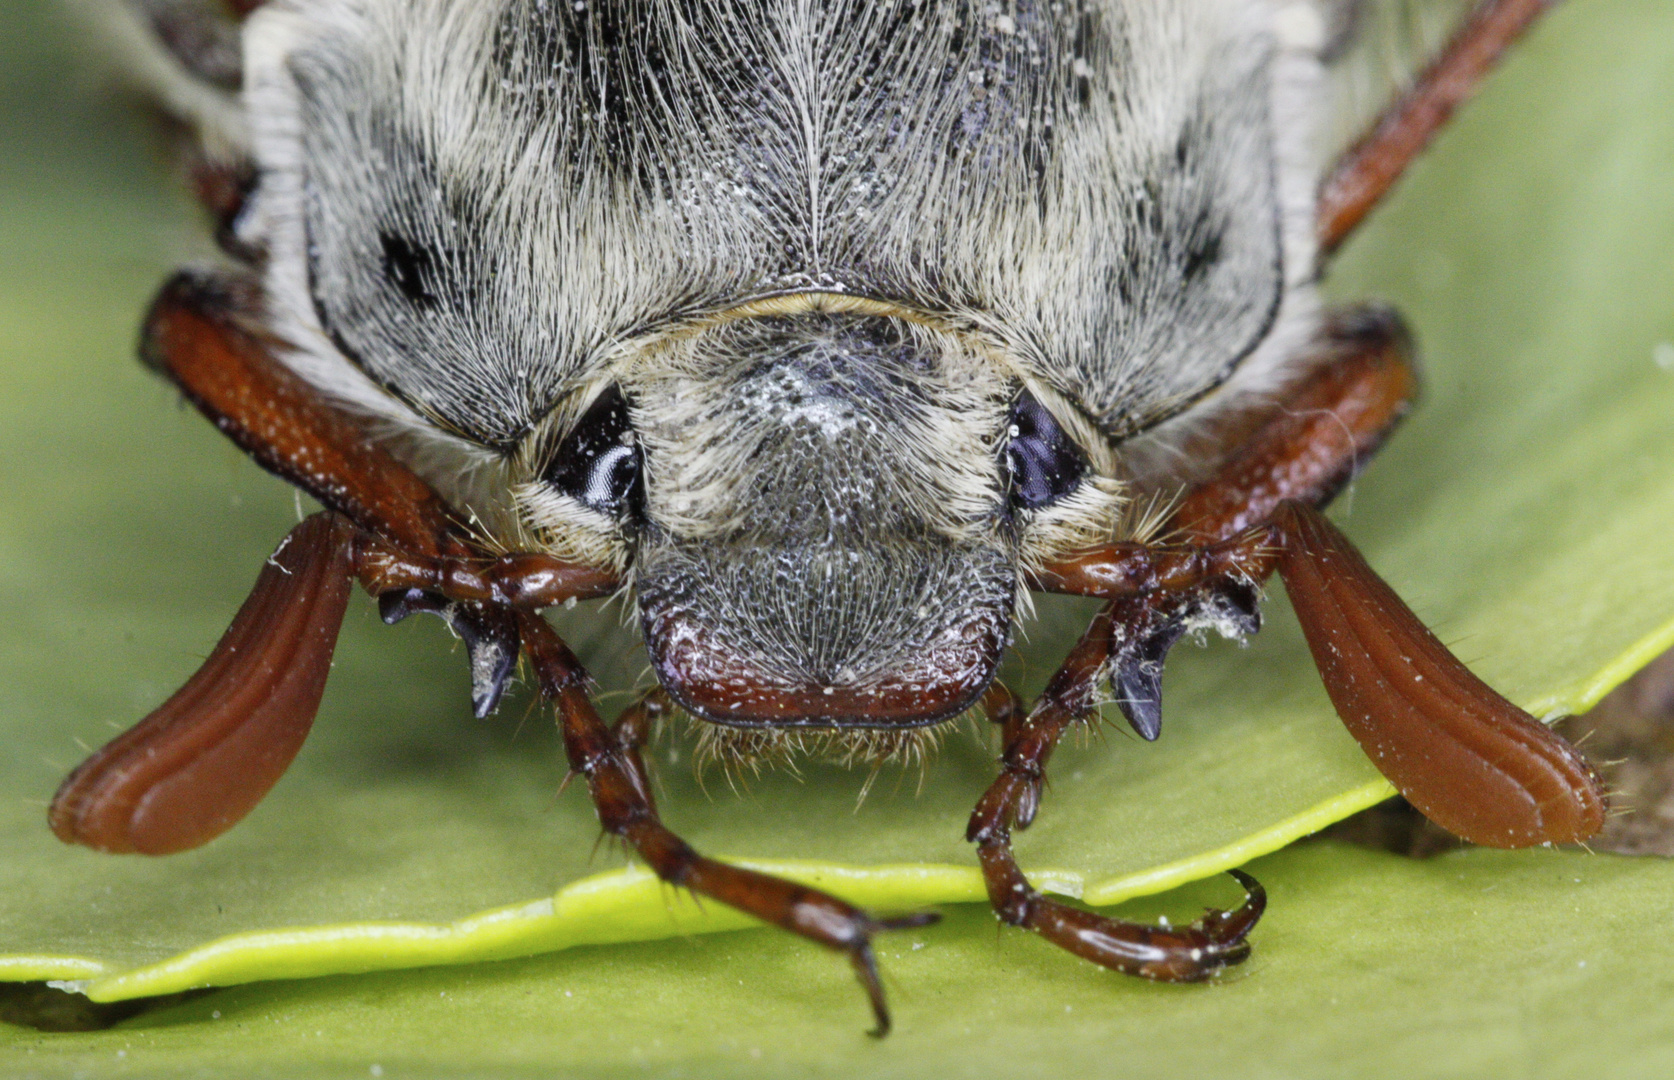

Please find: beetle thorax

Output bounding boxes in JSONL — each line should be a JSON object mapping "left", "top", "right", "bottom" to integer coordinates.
{"left": 626, "top": 311, "right": 1019, "bottom": 730}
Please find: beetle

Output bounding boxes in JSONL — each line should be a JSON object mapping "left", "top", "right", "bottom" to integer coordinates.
{"left": 52, "top": 0, "right": 1605, "bottom": 1034}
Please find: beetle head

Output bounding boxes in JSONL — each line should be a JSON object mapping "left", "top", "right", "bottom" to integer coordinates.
{"left": 518, "top": 305, "right": 1107, "bottom": 735}
{"left": 633, "top": 311, "right": 1013, "bottom": 729}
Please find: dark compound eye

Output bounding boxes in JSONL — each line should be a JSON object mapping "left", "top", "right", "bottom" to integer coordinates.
{"left": 1006, "top": 391, "right": 1088, "bottom": 511}
{"left": 379, "top": 232, "right": 441, "bottom": 308}
{"left": 543, "top": 386, "right": 642, "bottom": 518}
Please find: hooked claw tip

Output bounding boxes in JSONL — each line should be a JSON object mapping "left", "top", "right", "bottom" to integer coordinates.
{"left": 1215, "top": 940, "right": 1253, "bottom": 969}
{"left": 1197, "top": 868, "right": 1267, "bottom": 948}
{"left": 1226, "top": 868, "right": 1267, "bottom": 913}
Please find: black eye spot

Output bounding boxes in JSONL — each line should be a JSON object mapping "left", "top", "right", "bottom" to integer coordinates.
{"left": 1006, "top": 392, "right": 1087, "bottom": 511}
{"left": 543, "top": 386, "right": 642, "bottom": 518}
{"left": 379, "top": 232, "right": 441, "bottom": 307}
{"left": 1182, "top": 227, "right": 1223, "bottom": 283}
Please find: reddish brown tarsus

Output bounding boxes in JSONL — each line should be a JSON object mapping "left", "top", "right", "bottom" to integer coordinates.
{"left": 518, "top": 612, "right": 936, "bottom": 1037}
{"left": 966, "top": 606, "right": 1266, "bottom": 979}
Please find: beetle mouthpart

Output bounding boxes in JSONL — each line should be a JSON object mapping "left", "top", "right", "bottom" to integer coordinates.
{"left": 637, "top": 542, "right": 1014, "bottom": 729}
{"left": 644, "top": 605, "right": 1008, "bottom": 727}
{"left": 688, "top": 722, "right": 950, "bottom": 776}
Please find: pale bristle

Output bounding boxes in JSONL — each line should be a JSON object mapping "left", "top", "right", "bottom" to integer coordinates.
{"left": 682, "top": 710, "right": 956, "bottom": 791}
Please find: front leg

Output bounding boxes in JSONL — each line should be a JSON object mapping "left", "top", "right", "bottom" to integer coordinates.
{"left": 1035, "top": 303, "right": 1418, "bottom": 737}
{"left": 143, "top": 270, "right": 618, "bottom": 595}
{"left": 1317, "top": 0, "right": 1557, "bottom": 257}
{"left": 949, "top": 309, "right": 1416, "bottom": 971}
{"left": 1032, "top": 305, "right": 1603, "bottom": 848}
{"left": 145, "top": 269, "right": 618, "bottom": 711}
{"left": 140, "top": 271, "right": 473, "bottom": 560}
{"left": 52, "top": 272, "right": 618, "bottom": 852}
{"left": 517, "top": 612, "right": 938, "bottom": 1037}
{"left": 966, "top": 610, "right": 1265, "bottom": 981}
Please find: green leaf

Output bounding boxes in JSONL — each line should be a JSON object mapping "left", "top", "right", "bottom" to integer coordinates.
{"left": 10, "top": 843, "right": 1674, "bottom": 1077}
{"left": 2, "top": 0, "right": 1672, "bottom": 1051}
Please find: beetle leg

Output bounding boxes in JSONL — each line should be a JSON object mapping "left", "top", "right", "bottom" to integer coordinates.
{"left": 569, "top": 688, "right": 673, "bottom": 825}
{"left": 610, "top": 689, "right": 673, "bottom": 781}
{"left": 143, "top": 267, "right": 615, "bottom": 712}
{"left": 518, "top": 612, "right": 938, "bottom": 1037}
{"left": 1272, "top": 500, "right": 1606, "bottom": 846}
{"left": 50, "top": 512, "right": 355, "bottom": 854}
{"left": 1318, "top": 0, "right": 1555, "bottom": 257}
{"left": 1040, "top": 303, "right": 1414, "bottom": 600}
{"left": 352, "top": 534, "right": 617, "bottom": 612}
{"left": 967, "top": 608, "right": 1266, "bottom": 980}
{"left": 143, "top": 270, "right": 622, "bottom": 601}
{"left": 1169, "top": 304, "right": 1419, "bottom": 544}
{"left": 1026, "top": 304, "right": 1604, "bottom": 847}
{"left": 1030, "top": 304, "right": 1417, "bottom": 738}
{"left": 978, "top": 683, "right": 1025, "bottom": 746}
{"left": 141, "top": 270, "right": 472, "bottom": 559}
{"left": 62, "top": 269, "right": 619, "bottom": 838}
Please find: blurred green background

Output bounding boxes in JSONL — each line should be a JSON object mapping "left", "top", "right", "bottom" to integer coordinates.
{"left": 4, "top": 0, "right": 1674, "bottom": 1076}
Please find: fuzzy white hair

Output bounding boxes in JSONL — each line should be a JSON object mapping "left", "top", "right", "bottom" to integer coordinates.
{"left": 228, "top": 0, "right": 1341, "bottom": 562}
{"left": 85, "top": 0, "right": 1479, "bottom": 731}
